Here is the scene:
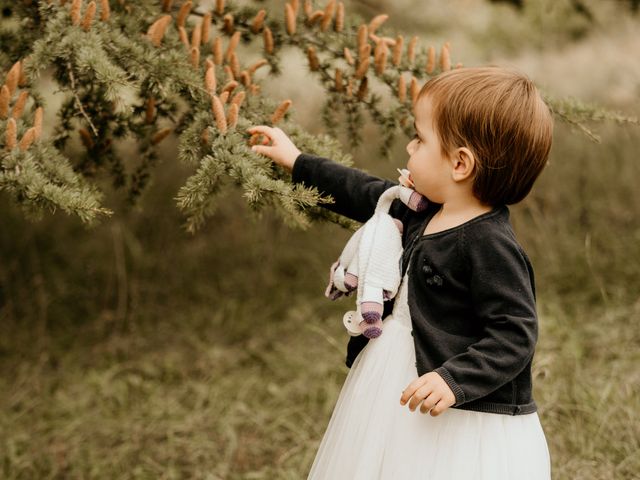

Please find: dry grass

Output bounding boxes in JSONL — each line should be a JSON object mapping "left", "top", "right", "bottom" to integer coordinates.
{"left": 0, "top": 184, "right": 354, "bottom": 478}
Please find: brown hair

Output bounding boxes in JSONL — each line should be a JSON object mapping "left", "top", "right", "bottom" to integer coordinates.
{"left": 418, "top": 66, "right": 553, "bottom": 205}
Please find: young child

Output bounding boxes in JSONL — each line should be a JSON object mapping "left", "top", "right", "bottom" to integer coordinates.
{"left": 247, "top": 66, "right": 553, "bottom": 479}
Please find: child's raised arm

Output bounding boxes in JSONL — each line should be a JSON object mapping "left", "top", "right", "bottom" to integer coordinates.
{"left": 247, "top": 125, "right": 401, "bottom": 223}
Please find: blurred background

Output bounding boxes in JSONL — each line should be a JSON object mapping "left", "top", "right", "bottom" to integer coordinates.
{"left": 1, "top": 0, "right": 639, "bottom": 478}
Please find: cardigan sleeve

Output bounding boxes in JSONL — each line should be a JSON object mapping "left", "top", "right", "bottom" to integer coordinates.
{"left": 291, "top": 153, "right": 404, "bottom": 223}
{"left": 433, "top": 225, "right": 539, "bottom": 406}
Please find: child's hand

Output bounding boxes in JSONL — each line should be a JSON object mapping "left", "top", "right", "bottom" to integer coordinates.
{"left": 246, "top": 125, "right": 301, "bottom": 172}
{"left": 399, "top": 371, "right": 456, "bottom": 416}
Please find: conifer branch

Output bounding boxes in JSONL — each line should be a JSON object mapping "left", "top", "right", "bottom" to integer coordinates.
{"left": 0, "top": 0, "right": 635, "bottom": 230}
{"left": 66, "top": 61, "right": 98, "bottom": 136}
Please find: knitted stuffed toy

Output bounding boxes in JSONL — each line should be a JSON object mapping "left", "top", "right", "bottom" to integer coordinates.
{"left": 325, "top": 174, "right": 428, "bottom": 338}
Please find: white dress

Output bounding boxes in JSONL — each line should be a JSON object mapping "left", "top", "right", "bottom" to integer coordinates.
{"left": 307, "top": 271, "right": 551, "bottom": 480}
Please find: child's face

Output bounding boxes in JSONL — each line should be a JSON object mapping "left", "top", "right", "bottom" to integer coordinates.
{"left": 405, "top": 96, "right": 452, "bottom": 203}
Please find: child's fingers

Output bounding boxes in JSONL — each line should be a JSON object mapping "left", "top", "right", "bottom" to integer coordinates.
{"left": 399, "top": 377, "right": 426, "bottom": 406}
{"left": 251, "top": 144, "right": 273, "bottom": 157}
{"left": 429, "top": 400, "right": 451, "bottom": 417}
{"left": 407, "top": 384, "right": 434, "bottom": 411}
{"left": 246, "top": 125, "right": 275, "bottom": 138}
{"left": 247, "top": 132, "right": 272, "bottom": 147}
{"left": 419, "top": 391, "right": 441, "bottom": 414}
{"left": 246, "top": 125, "right": 270, "bottom": 132}
{"left": 402, "top": 372, "right": 456, "bottom": 414}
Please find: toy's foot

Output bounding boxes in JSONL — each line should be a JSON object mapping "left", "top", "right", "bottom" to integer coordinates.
{"left": 363, "top": 327, "right": 382, "bottom": 338}
{"left": 360, "top": 319, "right": 383, "bottom": 338}
{"left": 344, "top": 272, "right": 358, "bottom": 291}
{"left": 360, "top": 301, "right": 383, "bottom": 324}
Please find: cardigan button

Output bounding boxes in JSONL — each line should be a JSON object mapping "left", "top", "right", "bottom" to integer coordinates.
{"left": 514, "top": 406, "right": 522, "bottom": 414}
{"left": 410, "top": 330, "right": 414, "bottom": 337}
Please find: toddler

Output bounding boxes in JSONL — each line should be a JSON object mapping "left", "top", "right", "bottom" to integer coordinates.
{"left": 247, "top": 66, "right": 553, "bottom": 479}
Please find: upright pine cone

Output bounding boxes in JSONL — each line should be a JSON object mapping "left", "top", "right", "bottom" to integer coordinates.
{"left": 33, "top": 106, "right": 44, "bottom": 139}
{"left": 263, "top": 27, "right": 274, "bottom": 54}
{"left": 320, "top": 0, "right": 335, "bottom": 32}
{"left": 251, "top": 9, "right": 266, "bottom": 33}
{"left": 5, "top": 118, "right": 17, "bottom": 150}
{"left": 426, "top": 46, "right": 436, "bottom": 74}
{"left": 271, "top": 99, "right": 292, "bottom": 124}
{"left": 19, "top": 127, "right": 37, "bottom": 151}
{"left": 211, "top": 95, "right": 227, "bottom": 133}
{"left": 100, "top": 0, "right": 110, "bottom": 21}
{"left": 5, "top": 61, "right": 21, "bottom": 96}
{"left": 11, "top": 91, "right": 29, "bottom": 119}
{"left": 307, "top": 46, "right": 320, "bottom": 71}
{"left": 177, "top": 0, "right": 192, "bottom": 28}
{"left": 392, "top": 35, "right": 404, "bottom": 66}
{"left": 147, "top": 15, "right": 172, "bottom": 47}
{"left": 407, "top": 36, "right": 418, "bottom": 65}
{"left": 70, "top": 0, "right": 82, "bottom": 26}
{"left": 227, "top": 103, "right": 239, "bottom": 129}
{"left": 285, "top": 3, "right": 296, "bottom": 35}
{"left": 0, "top": 85, "right": 10, "bottom": 119}
{"left": 81, "top": 1, "right": 96, "bottom": 31}
{"left": 439, "top": 44, "right": 451, "bottom": 72}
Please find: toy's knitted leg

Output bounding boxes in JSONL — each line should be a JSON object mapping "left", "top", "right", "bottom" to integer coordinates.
{"left": 360, "top": 284, "right": 384, "bottom": 325}
{"left": 358, "top": 301, "right": 382, "bottom": 338}
{"left": 383, "top": 219, "right": 403, "bottom": 303}
{"left": 344, "top": 250, "right": 359, "bottom": 292}
{"left": 358, "top": 214, "right": 402, "bottom": 323}
{"left": 325, "top": 226, "right": 364, "bottom": 300}
{"left": 398, "top": 187, "right": 429, "bottom": 212}
{"left": 407, "top": 191, "right": 429, "bottom": 212}
{"left": 353, "top": 209, "right": 404, "bottom": 339}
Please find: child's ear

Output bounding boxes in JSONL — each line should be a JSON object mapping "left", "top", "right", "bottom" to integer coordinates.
{"left": 450, "top": 147, "right": 476, "bottom": 183}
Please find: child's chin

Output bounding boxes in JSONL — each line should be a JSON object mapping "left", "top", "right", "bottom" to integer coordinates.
{"left": 416, "top": 188, "right": 435, "bottom": 202}
{"left": 409, "top": 183, "right": 421, "bottom": 194}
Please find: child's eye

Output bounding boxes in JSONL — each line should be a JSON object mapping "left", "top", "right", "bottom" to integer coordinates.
{"left": 412, "top": 133, "right": 421, "bottom": 143}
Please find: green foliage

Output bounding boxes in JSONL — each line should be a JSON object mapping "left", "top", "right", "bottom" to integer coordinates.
{"left": 0, "top": 121, "right": 111, "bottom": 224}
{"left": 544, "top": 94, "right": 638, "bottom": 142}
{"left": 2, "top": 0, "right": 632, "bottom": 232}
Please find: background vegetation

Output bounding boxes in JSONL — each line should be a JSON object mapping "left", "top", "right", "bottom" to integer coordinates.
{"left": 1, "top": 0, "right": 639, "bottom": 478}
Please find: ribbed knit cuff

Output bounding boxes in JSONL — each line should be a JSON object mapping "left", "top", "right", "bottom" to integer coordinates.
{"left": 433, "top": 366, "right": 466, "bottom": 406}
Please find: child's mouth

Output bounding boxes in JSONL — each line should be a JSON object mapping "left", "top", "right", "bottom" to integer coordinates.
{"left": 397, "top": 168, "right": 415, "bottom": 188}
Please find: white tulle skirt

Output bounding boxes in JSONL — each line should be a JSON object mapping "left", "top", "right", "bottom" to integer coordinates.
{"left": 307, "top": 273, "right": 551, "bottom": 480}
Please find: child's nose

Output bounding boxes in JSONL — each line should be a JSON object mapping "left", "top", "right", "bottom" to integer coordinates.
{"left": 406, "top": 140, "right": 415, "bottom": 155}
